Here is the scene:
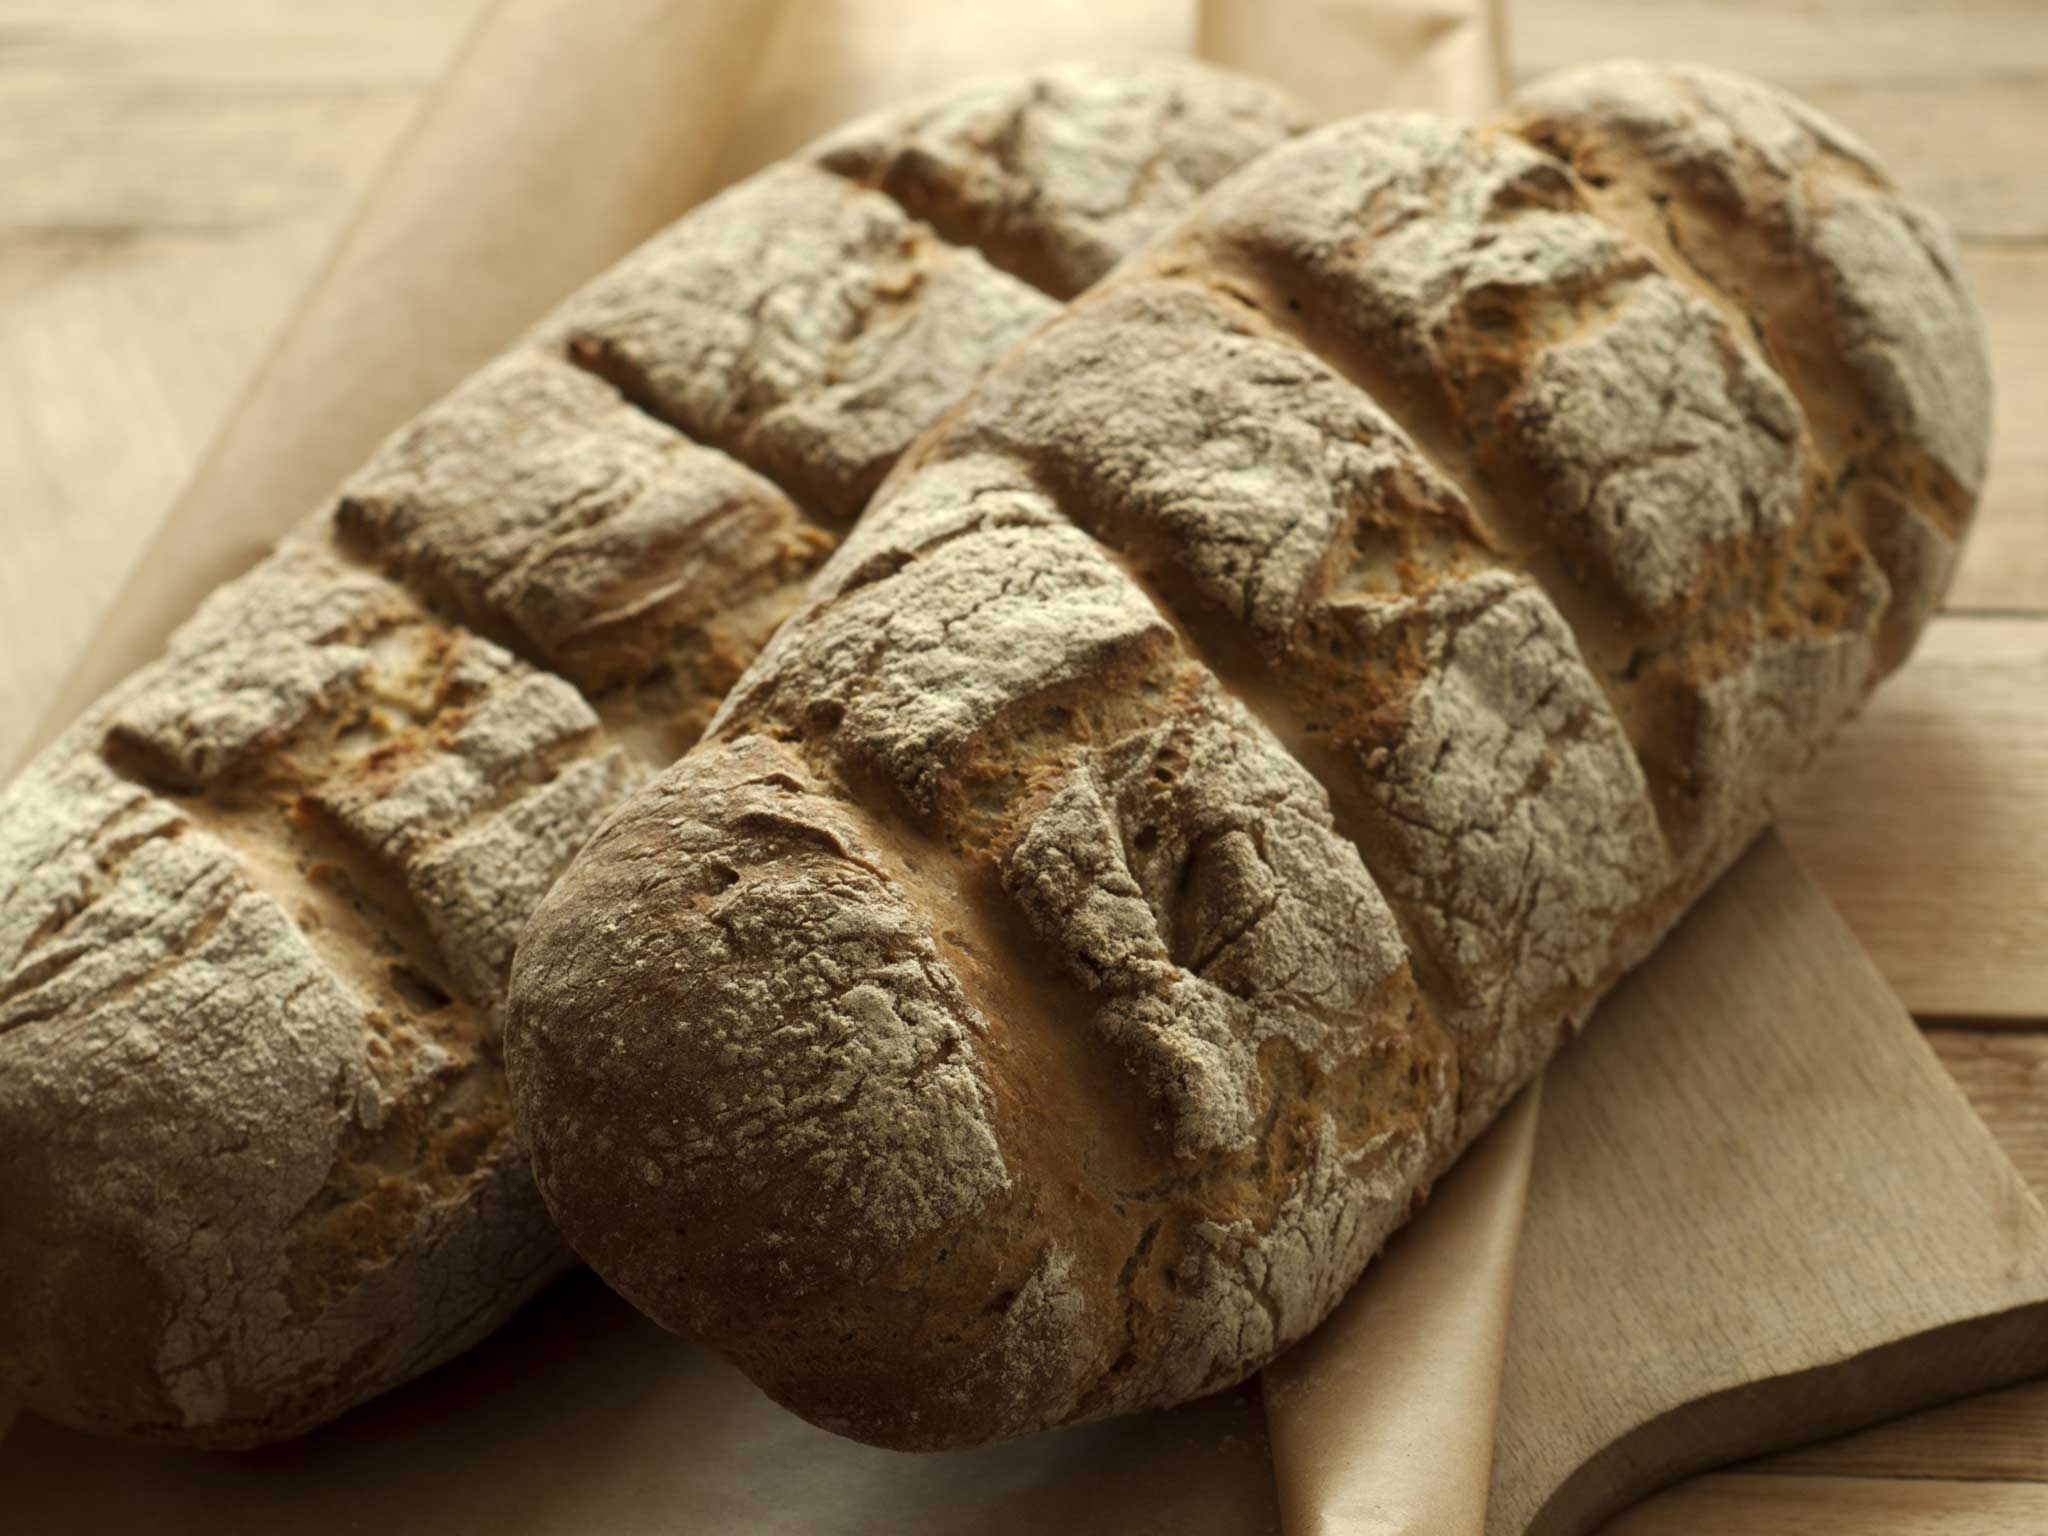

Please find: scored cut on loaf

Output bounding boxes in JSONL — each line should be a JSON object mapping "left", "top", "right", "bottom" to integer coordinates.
{"left": 0, "top": 62, "right": 1313, "bottom": 1449}
{"left": 505, "top": 61, "right": 1992, "bottom": 1450}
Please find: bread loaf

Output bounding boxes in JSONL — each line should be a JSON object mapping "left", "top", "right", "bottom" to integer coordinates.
{"left": 505, "top": 63, "right": 1991, "bottom": 1449}
{"left": 0, "top": 62, "right": 1310, "bottom": 1447}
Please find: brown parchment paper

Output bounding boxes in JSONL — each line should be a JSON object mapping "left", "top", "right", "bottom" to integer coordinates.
{"left": 1199, "top": 0, "right": 1506, "bottom": 121}
{"left": 1485, "top": 836, "right": 2048, "bottom": 1536}
{"left": 0, "top": 1, "right": 1525, "bottom": 1530}
{"left": 1267, "top": 1088, "right": 1538, "bottom": 1536}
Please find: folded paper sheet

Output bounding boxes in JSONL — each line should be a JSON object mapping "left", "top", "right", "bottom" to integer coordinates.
{"left": 6, "top": 4, "right": 2047, "bottom": 1534}
{"left": 1267, "top": 1089, "right": 1539, "bottom": 1536}
{"left": 1488, "top": 837, "right": 2048, "bottom": 1536}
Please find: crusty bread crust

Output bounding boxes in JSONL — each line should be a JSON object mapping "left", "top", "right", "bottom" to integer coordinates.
{"left": 0, "top": 62, "right": 1310, "bottom": 1447}
{"left": 1504, "top": 62, "right": 1986, "bottom": 671}
{"left": 505, "top": 64, "right": 1990, "bottom": 1449}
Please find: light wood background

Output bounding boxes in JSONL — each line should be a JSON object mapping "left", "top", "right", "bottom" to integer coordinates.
{"left": 1, "top": 2, "right": 2041, "bottom": 1530}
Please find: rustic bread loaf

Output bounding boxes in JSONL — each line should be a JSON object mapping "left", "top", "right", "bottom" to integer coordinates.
{"left": 505, "top": 63, "right": 1991, "bottom": 1449}
{"left": 0, "top": 62, "right": 1310, "bottom": 1448}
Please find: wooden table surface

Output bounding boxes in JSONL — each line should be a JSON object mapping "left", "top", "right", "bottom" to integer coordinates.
{"left": 1, "top": 2, "right": 2041, "bottom": 1530}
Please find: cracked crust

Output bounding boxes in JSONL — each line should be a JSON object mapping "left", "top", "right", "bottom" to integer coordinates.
{"left": 1176, "top": 110, "right": 1811, "bottom": 622}
{"left": 814, "top": 58, "right": 1316, "bottom": 299}
{"left": 0, "top": 61, "right": 1308, "bottom": 1447}
{"left": 507, "top": 70, "right": 1986, "bottom": 1449}
{"left": 512, "top": 572, "right": 1450, "bottom": 1445}
{"left": 1500, "top": 60, "right": 1991, "bottom": 669}
{"left": 913, "top": 278, "right": 1668, "bottom": 1131}
{"left": 0, "top": 550, "right": 594, "bottom": 1446}
{"left": 546, "top": 161, "right": 1058, "bottom": 523}
{"left": 1153, "top": 107, "right": 1911, "bottom": 861}
{"left": 335, "top": 347, "right": 834, "bottom": 746}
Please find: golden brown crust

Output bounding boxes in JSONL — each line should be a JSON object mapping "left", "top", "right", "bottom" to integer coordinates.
{"left": 0, "top": 62, "right": 1309, "bottom": 1446}
{"left": 813, "top": 59, "right": 1317, "bottom": 299}
{"left": 1500, "top": 61, "right": 1990, "bottom": 670}
{"left": 506, "top": 68, "right": 1989, "bottom": 1449}
{"left": 0, "top": 545, "right": 588, "bottom": 1446}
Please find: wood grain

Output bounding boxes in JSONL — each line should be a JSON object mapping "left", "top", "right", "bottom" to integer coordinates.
{"left": 1506, "top": 0, "right": 2048, "bottom": 102}
{"left": 1488, "top": 835, "right": 2048, "bottom": 1536}
{"left": 1802, "top": 79, "right": 2048, "bottom": 243}
{"left": 1947, "top": 247, "right": 2048, "bottom": 615}
{"left": 1606, "top": 1472, "right": 2048, "bottom": 1535}
{"left": 2, "top": 5, "right": 2044, "bottom": 1533}
{"left": 1758, "top": 1377, "right": 2048, "bottom": 1484}
{"left": 1777, "top": 618, "right": 2048, "bottom": 1020}
{"left": 1927, "top": 1030, "right": 2048, "bottom": 1195}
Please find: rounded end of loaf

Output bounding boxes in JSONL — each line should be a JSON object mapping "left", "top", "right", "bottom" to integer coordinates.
{"left": 1496, "top": 59, "right": 1992, "bottom": 672}
{"left": 506, "top": 698, "right": 1460, "bottom": 1448}
{"left": 2, "top": 57, "right": 1333, "bottom": 1452}
{"left": 505, "top": 735, "right": 1124, "bottom": 1450}
{"left": 0, "top": 703, "right": 571, "bottom": 1450}
{"left": 0, "top": 1020, "right": 565, "bottom": 1450}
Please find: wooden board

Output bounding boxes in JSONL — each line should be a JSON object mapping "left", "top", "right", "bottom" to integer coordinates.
{"left": 1926, "top": 1030, "right": 2048, "bottom": 1194}
{"left": 1760, "top": 1376, "right": 2048, "bottom": 1484}
{"left": 1606, "top": 1472, "right": 2048, "bottom": 1535}
{"left": 1945, "top": 248, "right": 2048, "bottom": 615}
{"left": 1487, "top": 834, "right": 2048, "bottom": 1536}
{"left": 1801, "top": 78, "right": 2048, "bottom": 243}
{"left": 1506, "top": 0, "right": 2048, "bottom": 94}
{"left": 1777, "top": 618, "right": 2048, "bottom": 1020}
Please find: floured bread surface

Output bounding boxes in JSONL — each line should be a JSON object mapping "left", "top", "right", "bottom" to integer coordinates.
{"left": 545, "top": 161, "right": 1057, "bottom": 523}
{"left": 518, "top": 527, "right": 1451, "bottom": 1442}
{"left": 335, "top": 347, "right": 832, "bottom": 738}
{"left": 1164, "top": 104, "right": 1896, "bottom": 861}
{"left": 1500, "top": 60, "right": 1990, "bottom": 669}
{"left": 814, "top": 58, "right": 1315, "bottom": 298}
{"left": 0, "top": 61, "right": 1310, "bottom": 1447}
{"left": 1, "top": 542, "right": 605, "bottom": 1444}
{"left": 506, "top": 67, "right": 1988, "bottom": 1449}
{"left": 925, "top": 278, "right": 1670, "bottom": 1130}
